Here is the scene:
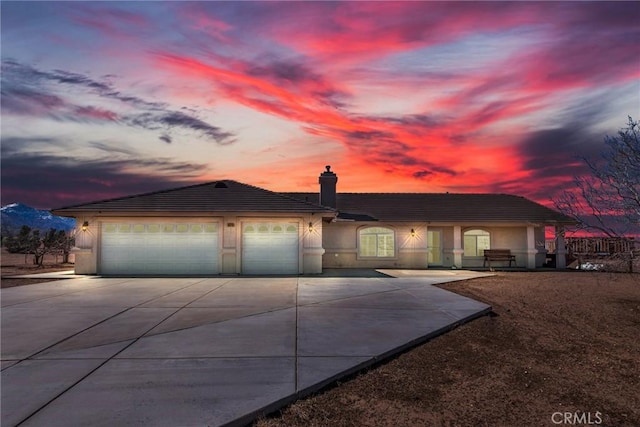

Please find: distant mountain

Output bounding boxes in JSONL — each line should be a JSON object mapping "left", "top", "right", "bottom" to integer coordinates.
{"left": 1, "top": 203, "right": 76, "bottom": 236}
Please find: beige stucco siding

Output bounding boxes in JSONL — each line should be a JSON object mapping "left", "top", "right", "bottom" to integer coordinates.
{"left": 323, "top": 222, "right": 546, "bottom": 269}
{"left": 459, "top": 225, "right": 545, "bottom": 268}
{"left": 322, "top": 222, "right": 429, "bottom": 269}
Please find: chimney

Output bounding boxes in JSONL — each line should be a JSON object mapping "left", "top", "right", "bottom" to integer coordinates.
{"left": 319, "top": 165, "right": 338, "bottom": 208}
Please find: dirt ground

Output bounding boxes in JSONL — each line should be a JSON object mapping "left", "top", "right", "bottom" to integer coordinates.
{"left": 257, "top": 272, "right": 640, "bottom": 427}
{"left": 0, "top": 249, "right": 73, "bottom": 287}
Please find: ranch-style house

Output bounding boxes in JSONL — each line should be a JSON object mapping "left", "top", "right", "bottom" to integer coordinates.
{"left": 52, "top": 166, "right": 575, "bottom": 275}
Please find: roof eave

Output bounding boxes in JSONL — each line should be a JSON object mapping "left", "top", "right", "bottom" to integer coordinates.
{"left": 51, "top": 208, "right": 336, "bottom": 217}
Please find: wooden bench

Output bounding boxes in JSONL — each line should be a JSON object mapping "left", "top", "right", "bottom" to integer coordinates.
{"left": 483, "top": 249, "right": 516, "bottom": 268}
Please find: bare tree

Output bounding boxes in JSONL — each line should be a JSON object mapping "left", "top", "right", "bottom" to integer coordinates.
{"left": 554, "top": 117, "right": 640, "bottom": 237}
{"left": 5, "top": 226, "right": 74, "bottom": 266}
{"left": 51, "top": 229, "right": 75, "bottom": 263}
{"left": 30, "top": 230, "right": 48, "bottom": 267}
{"left": 554, "top": 117, "right": 639, "bottom": 271}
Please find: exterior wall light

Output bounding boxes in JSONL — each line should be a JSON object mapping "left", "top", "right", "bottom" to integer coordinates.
{"left": 308, "top": 222, "right": 314, "bottom": 232}
{"left": 410, "top": 228, "right": 416, "bottom": 237}
{"left": 81, "top": 221, "right": 89, "bottom": 232}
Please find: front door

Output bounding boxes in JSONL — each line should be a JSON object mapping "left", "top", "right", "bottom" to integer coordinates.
{"left": 427, "top": 230, "right": 443, "bottom": 266}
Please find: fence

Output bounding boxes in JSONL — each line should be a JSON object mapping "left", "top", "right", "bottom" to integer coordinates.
{"left": 545, "top": 237, "right": 636, "bottom": 255}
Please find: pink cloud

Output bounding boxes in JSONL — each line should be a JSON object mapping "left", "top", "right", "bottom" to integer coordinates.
{"left": 74, "top": 106, "right": 118, "bottom": 121}
{"left": 261, "top": 2, "right": 542, "bottom": 65}
{"left": 154, "top": 51, "right": 550, "bottom": 192}
{"left": 70, "top": 6, "right": 152, "bottom": 40}
{"left": 178, "top": 4, "right": 234, "bottom": 43}
{"left": 7, "top": 1, "right": 634, "bottom": 208}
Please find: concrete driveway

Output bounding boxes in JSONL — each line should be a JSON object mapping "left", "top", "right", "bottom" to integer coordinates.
{"left": 1, "top": 272, "right": 491, "bottom": 427}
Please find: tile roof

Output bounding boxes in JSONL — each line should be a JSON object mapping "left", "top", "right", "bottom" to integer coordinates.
{"left": 281, "top": 192, "right": 576, "bottom": 224}
{"left": 52, "top": 181, "right": 335, "bottom": 215}
{"left": 51, "top": 178, "right": 574, "bottom": 224}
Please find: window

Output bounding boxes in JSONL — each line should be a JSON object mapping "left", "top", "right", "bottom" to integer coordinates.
{"left": 359, "top": 227, "right": 395, "bottom": 257}
{"left": 464, "top": 229, "right": 491, "bottom": 256}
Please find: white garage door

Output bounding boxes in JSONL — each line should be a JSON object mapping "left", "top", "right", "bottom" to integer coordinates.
{"left": 242, "top": 222, "right": 299, "bottom": 274}
{"left": 100, "top": 222, "right": 219, "bottom": 275}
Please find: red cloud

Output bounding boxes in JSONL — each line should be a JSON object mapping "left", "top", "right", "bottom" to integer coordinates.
{"left": 9, "top": 1, "right": 636, "bottom": 212}
{"left": 154, "top": 52, "right": 549, "bottom": 194}
{"left": 152, "top": 2, "right": 637, "bottom": 203}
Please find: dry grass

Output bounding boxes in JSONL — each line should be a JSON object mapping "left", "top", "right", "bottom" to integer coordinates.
{"left": 0, "top": 248, "right": 72, "bottom": 287}
{"left": 257, "top": 272, "right": 640, "bottom": 427}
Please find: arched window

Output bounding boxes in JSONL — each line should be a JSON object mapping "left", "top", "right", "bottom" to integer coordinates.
{"left": 359, "top": 227, "right": 395, "bottom": 257}
{"left": 464, "top": 229, "right": 491, "bottom": 256}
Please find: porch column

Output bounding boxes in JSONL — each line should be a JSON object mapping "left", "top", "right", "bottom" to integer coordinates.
{"left": 555, "top": 226, "right": 566, "bottom": 269}
{"left": 526, "top": 226, "right": 537, "bottom": 269}
{"left": 423, "top": 224, "right": 429, "bottom": 268}
{"left": 453, "top": 225, "right": 463, "bottom": 268}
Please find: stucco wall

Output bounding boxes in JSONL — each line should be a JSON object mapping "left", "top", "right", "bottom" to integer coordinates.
{"left": 71, "top": 216, "right": 97, "bottom": 274}
{"left": 322, "top": 222, "right": 429, "bottom": 269}
{"left": 459, "top": 225, "right": 545, "bottom": 268}
{"left": 323, "top": 223, "right": 545, "bottom": 269}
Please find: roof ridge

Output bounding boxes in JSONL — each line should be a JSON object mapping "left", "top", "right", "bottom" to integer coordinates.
{"left": 229, "top": 181, "right": 335, "bottom": 212}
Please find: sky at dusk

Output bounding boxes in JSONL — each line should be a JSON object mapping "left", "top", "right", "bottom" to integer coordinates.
{"left": 1, "top": 1, "right": 638, "bottom": 209}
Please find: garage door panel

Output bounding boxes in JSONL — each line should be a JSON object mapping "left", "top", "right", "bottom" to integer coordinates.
{"left": 101, "top": 223, "right": 219, "bottom": 275}
{"left": 242, "top": 222, "right": 299, "bottom": 274}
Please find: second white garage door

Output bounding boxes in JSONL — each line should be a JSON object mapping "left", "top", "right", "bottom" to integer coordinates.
{"left": 242, "top": 222, "right": 299, "bottom": 274}
{"left": 100, "top": 222, "right": 219, "bottom": 275}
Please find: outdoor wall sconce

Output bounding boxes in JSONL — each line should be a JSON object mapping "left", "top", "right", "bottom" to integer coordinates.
{"left": 410, "top": 228, "right": 416, "bottom": 237}
{"left": 308, "top": 222, "right": 314, "bottom": 232}
{"left": 81, "top": 221, "right": 89, "bottom": 232}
